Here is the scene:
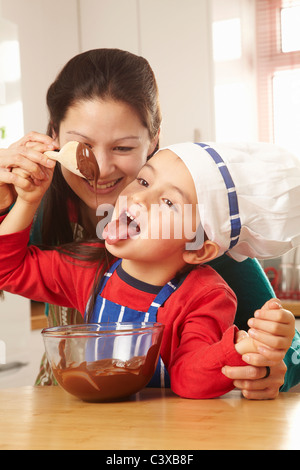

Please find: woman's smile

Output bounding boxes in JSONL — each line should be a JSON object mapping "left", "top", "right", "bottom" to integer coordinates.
{"left": 84, "top": 176, "right": 124, "bottom": 194}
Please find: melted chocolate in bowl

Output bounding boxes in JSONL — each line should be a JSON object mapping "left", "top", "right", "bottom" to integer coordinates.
{"left": 52, "top": 343, "right": 160, "bottom": 402}
{"left": 76, "top": 143, "right": 100, "bottom": 184}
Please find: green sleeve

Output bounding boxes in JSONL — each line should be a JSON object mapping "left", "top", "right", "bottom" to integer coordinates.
{"left": 280, "top": 329, "right": 300, "bottom": 391}
{"left": 207, "top": 254, "right": 300, "bottom": 391}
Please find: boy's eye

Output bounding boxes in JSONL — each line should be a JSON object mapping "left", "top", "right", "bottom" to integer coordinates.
{"left": 137, "top": 177, "right": 149, "bottom": 187}
{"left": 162, "top": 198, "right": 174, "bottom": 208}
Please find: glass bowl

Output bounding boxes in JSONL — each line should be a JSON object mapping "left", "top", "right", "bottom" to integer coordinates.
{"left": 41, "top": 322, "right": 164, "bottom": 402}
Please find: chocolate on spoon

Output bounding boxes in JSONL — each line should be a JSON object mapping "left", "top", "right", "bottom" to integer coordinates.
{"left": 75, "top": 143, "right": 100, "bottom": 182}
{"left": 45, "top": 141, "right": 99, "bottom": 182}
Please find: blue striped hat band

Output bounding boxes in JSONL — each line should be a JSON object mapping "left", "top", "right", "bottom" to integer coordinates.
{"left": 196, "top": 143, "right": 241, "bottom": 250}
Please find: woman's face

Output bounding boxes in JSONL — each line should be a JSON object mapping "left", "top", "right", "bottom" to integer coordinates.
{"left": 57, "top": 98, "right": 158, "bottom": 211}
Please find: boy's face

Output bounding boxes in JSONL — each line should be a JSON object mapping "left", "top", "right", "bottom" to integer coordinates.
{"left": 103, "top": 150, "right": 201, "bottom": 265}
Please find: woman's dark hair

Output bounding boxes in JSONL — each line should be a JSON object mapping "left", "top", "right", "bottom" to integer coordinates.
{"left": 47, "top": 48, "right": 161, "bottom": 145}
{"left": 40, "top": 48, "right": 161, "bottom": 247}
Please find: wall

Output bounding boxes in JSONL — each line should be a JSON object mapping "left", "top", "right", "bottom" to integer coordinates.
{"left": 139, "top": 0, "right": 215, "bottom": 145}
{"left": 1, "top": 0, "right": 80, "bottom": 135}
{"left": 1, "top": 0, "right": 215, "bottom": 145}
{"left": 0, "top": 16, "right": 24, "bottom": 146}
{"left": 79, "top": 0, "right": 215, "bottom": 145}
{"left": 78, "top": 0, "right": 140, "bottom": 53}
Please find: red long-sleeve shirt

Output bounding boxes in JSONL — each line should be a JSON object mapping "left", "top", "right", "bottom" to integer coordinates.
{"left": 0, "top": 218, "right": 246, "bottom": 398}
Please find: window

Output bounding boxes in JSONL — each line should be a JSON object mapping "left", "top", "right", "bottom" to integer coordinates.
{"left": 273, "top": 68, "right": 300, "bottom": 151}
{"left": 211, "top": 0, "right": 258, "bottom": 142}
{"left": 281, "top": 4, "right": 300, "bottom": 52}
{"left": 213, "top": 18, "right": 242, "bottom": 62}
{"left": 257, "top": 0, "right": 300, "bottom": 154}
{"left": 0, "top": 20, "right": 24, "bottom": 147}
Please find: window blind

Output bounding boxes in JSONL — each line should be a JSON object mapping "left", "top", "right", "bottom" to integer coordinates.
{"left": 256, "top": 0, "right": 300, "bottom": 142}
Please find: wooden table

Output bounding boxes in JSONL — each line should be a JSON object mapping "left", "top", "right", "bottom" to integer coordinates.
{"left": 282, "top": 300, "right": 300, "bottom": 317}
{"left": 0, "top": 386, "right": 300, "bottom": 450}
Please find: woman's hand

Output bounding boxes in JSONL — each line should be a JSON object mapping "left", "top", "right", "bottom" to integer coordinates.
{"left": 222, "top": 360, "right": 287, "bottom": 400}
{"left": 247, "top": 299, "right": 295, "bottom": 363}
{"left": 0, "top": 131, "right": 57, "bottom": 211}
{"left": 234, "top": 299, "right": 294, "bottom": 362}
{"left": 225, "top": 298, "right": 294, "bottom": 399}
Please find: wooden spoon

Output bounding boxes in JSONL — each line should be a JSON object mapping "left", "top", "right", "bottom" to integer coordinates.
{"left": 44, "top": 141, "right": 84, "bottom": 177}
{"left": 45, "top": 141, "right": 100, "bottom": 183}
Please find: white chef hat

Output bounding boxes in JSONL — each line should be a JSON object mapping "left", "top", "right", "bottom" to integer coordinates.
{"left": 163, "top": 142, "right": 300, "bottom": 262}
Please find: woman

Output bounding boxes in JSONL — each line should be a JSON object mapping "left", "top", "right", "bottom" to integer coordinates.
{"left": 0, "top": 48, "right": 298, "bottom": 397}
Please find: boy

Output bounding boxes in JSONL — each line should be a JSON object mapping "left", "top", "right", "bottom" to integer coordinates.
{"left": 0, "top": 142, "right": 297, "bottom": 398}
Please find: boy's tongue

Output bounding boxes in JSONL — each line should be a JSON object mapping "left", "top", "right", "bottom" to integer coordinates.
{"left": 103, "top": 212, "right": 139, "bottom": 245}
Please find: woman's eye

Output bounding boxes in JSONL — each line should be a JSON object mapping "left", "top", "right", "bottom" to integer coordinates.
{"left": 114, "top": 146, "right": 133, "bottom": 152}
{"left": 84, "top": 143, "right": 93, "bottom": 149}
{"left": 137, "top": 177, "right": 149, "bottom": 187}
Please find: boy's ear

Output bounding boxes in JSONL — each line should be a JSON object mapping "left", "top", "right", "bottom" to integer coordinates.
{"left": 182, "top": 240, "right": 220, "bottom": 265}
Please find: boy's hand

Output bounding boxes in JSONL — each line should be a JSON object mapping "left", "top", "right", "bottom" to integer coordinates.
{"left": 235, "top": 330, "right": 258, "bottom": 355}
{"left": 0, "top": 181, "right": 16, "bottom": 213}
{"left": 0, "top": 164, "right": 55, "bottom": 236}
{"left": 0, "top": 132, "right": 57, "bottom": 213}
{"left": 11, "top": 165, "right": 55, "bottom": 206}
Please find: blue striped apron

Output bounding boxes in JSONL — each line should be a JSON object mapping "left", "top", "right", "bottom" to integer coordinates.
{"left": 85, "top": 259, "right": 180, "bottom": 388}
